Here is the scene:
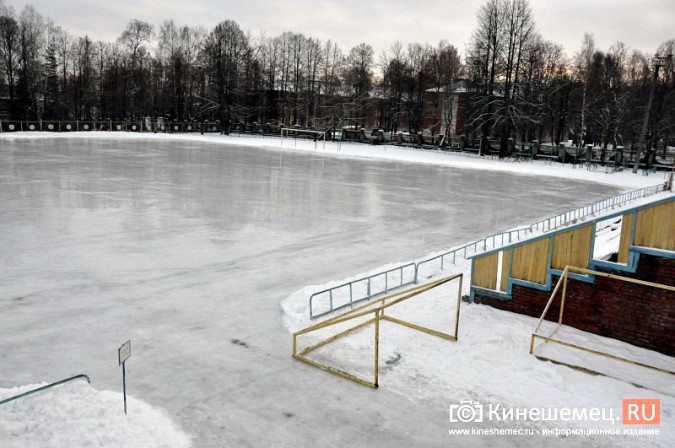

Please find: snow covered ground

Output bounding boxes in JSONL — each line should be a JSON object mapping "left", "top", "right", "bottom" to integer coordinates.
{"left": 1, "top": 132, "right": 673, "bottom": 447}
{"left": 0, "top": 380, "right": 191, "bottom": 447}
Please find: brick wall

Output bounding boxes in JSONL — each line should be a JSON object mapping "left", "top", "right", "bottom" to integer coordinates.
{"left": 474, "top": 254, "right": 675, "bottom": 356}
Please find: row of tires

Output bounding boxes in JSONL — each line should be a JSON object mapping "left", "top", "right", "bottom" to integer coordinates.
{"left": 0, "top": 122, "right": 222, "bottom": 133}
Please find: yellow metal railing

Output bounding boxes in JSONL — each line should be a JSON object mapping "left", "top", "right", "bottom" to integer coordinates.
{"left": 530, "top": 266, "right": 675, "bottom": 378}
{"left": 293, "top": 273, "right": 463, "bottom": 388}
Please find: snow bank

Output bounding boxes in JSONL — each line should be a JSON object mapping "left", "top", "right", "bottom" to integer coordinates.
{"left": 0, "top": 380, "right": 191, "bottom": 448}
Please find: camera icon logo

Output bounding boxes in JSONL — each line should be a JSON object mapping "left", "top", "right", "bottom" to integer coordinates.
{"left": 449, "top": 401, "right": 484, "bottom": 423}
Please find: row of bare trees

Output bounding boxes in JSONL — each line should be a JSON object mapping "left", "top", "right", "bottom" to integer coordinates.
{"left": 0, "top": 2, "right": 380, "bottom": 131}
{"left": 0, "top": 0, "right": 672, "bottom": 147}
{"left": 466, "top": 0, "right": 674, "bottom": 156}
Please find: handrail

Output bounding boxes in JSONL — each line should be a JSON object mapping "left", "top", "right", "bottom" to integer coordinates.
{"left": 0, "top": 374, "right": 91, "bottom": 406}
{"left": 309, "top": 262, "right": 417, "bottom": 319}
{"left": 415, "top": 226, "right": 532, "bottom": 278}
{"left": 528, "top": 184, "right": 666, "bottom": 233}
{"left": 417, "top": 183, "right": 666, "bottom": 278}
{"left": 308, "top": 182, "right": 668, "bottom": 320}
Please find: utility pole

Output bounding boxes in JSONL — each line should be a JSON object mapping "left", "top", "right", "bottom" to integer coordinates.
{"left": 633, "top": 54, "right": 673, "bottom": 173}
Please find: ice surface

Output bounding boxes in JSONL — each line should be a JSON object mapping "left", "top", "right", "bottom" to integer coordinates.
{"left": 0, "top": 135, "right": 670, "bottom": 446}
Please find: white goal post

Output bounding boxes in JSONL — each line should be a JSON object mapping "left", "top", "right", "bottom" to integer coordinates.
{"left": 280, "top": 127, "right": 328, "bottom": 149}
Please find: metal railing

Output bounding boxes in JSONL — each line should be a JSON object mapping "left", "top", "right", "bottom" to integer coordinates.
{"left": 308, "top": 182, "right": 669, "bottom": 319}
{"left": 415, "top": 226, "right": 532, "bottom": 279}
{"left": 417, "top": 184, "right": 667, "bottom": 279}
{"left": 529, "top": 183, "right": 666, "bottom": 233}
{"left": 309, "top": 262, "right": 417, "bottom": 319}
{"left": 0, "top": 374, "right": 91, "bottom": 406}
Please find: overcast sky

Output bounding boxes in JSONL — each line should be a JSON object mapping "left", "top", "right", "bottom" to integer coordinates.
{"left": 4, "top": 0, "right": 674, "bottom": 59}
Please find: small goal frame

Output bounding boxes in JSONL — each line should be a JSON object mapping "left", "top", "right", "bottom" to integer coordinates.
{"left": 292, "top": 273, "right": 463, "bottom": 388}
{"left": 530, "top": 265, "right": 675, "bottom": 382}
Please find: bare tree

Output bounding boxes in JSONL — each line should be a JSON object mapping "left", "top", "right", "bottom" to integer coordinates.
{"left": 17, "top": 5, "right": 44, "bottom": 119}
{"left": 494, "top": 0, "right": 535, "bottom": 156}
{"left": 467, "top": 0, "right": 505, "bottom": 154}
{"left": 318, "top": 39, "right": 344, "bottom": 131}
{"left": 343, "top": 42, "right": 374, "bottom": 126}
{"left": 0, "top": 13, "right": 19, "bottom": 115}
{"left": 118, "top": 19, "right": 153, "bottom": 118}
{"left": 572, "top": 32, "right": 596, "bottom": 146}
{"left": 345, "top": 43, "right": 374, "bottom": 98}
{"left": 429, "top": 41, "right": 462, "bottom": 139}
{"left": 380, "top": 41, "right": 408, "bottom": 133}
{"left": 204, "top": 20, "right": 249, "bottom": 132}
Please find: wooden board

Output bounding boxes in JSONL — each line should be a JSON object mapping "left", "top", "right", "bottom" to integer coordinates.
{"left": 472, "top": 252, "right": 498, "bottom": 290}
{"left": 551, "top": 224, "right": 593, "bottom": 270}
{"left": 511, "top": 238, "right": 550, "bottom": 284}
{"left": 618, "top": 213, "right": 634, "bottom": 264}
{"left": 635, "top": 201, "right": 675, "bottom": 251}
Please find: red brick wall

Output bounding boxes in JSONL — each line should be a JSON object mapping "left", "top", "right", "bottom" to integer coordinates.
{"left": 475, "top": 254, "right": 675, "bottom": 356}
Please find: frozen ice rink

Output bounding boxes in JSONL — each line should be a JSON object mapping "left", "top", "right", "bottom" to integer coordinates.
{"left": 1, "top": 137, "right": 623, "bottom": 446}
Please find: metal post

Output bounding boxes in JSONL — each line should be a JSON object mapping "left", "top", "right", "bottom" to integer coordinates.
{"left": 374, "top": 310, "right": 380, "bottom": 388}
{"left": 122, "top": 361, "right": 127, "bottom": 415}
{"left": 454, "top": 274, "right": 463, "bottom": 339}
{"left": 559, "top": 272, "right": 569, "bottom": 325}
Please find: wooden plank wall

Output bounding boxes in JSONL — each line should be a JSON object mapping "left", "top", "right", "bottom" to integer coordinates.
{"left": 511, "top": 238, "right": 550, "bottom": 284}
{"left": 618, "top": 213, "right": 634, "bottom": 263}
{"left": 472, "top": 252, "right": 498, "bottom": 289}
{"left": 471, "top": 197, "right": 673, "bottom": 294}
{"left": 551, "top": 224, "right": 593, "bottom": 270}
{"left": 635, "top": 201, "right": 675, "bottom": 251}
